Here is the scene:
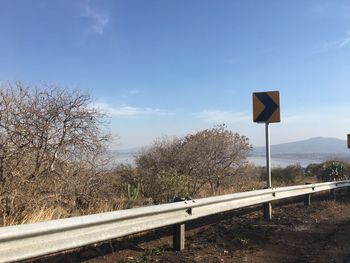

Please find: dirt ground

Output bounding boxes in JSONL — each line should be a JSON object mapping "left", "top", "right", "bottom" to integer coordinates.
{"left": 43, "top": 191, "right": 350, "bottom": 263}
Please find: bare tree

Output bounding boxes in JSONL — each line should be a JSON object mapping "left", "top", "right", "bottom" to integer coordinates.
{"left": 181, "top": 124, "right": 252, "bottom": 195}
{"left": 136, "top": 137, "right": 186, "bottom": 202}
{"left": 0, "top": 82, "right": 111, "bottom": 219}
{"left": 136, "top": 124, "right": 252, "bottom": 200}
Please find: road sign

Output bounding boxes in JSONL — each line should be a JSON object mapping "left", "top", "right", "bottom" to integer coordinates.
{"left": 348, "top": 134, "right": 350, "bottom": 148}
{"left": 253, "top": 91, "right": 280, "bottom": 123}
{"left": 253, "top": 90, "right": 281, "bottom": 221}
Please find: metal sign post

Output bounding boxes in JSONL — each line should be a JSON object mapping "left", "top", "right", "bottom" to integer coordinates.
{"left": 253, "top": 90, "right": 280, "bottom": 221}
{"left": 265, "top": 123, "right": 271, "bottom": 188}
{"left": 264, "top": 123, "right": 272, "bottom": 220}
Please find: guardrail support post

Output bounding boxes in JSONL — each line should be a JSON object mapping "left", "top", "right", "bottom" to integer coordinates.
{"left": 330, "top": 189, "right": 336, "bottom": 200}
{"left": 304, "top": 194, "right": 311, "bottom": 206}
{"left": 263, "top": 202, "right": 272, "bottom": 221}
{"left": 172, "top": 196, "right": 186, "bottom": 251}
{"left": 173, "top": 223, "right": 185, "bottom": 251}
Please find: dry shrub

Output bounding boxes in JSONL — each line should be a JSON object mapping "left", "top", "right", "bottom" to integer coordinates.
{"left": 136, "top": 124, "right": 252, "bottom": 202}
{"left": 271, "top": 164, "right": 305, "bottom": 186}
{"left": 0, "top": 82, "right": 115, "bottom": 226}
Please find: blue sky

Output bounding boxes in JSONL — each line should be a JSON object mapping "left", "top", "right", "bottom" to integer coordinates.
{"left": 1, "top": 0, "right": 350, "bottom": 149}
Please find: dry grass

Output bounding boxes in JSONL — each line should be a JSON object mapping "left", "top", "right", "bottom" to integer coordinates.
{"left": 0, "top": 197, "right": 144, "bottom": 227}
{"left": 21, "top": 206, "right": 68, "bottom": 225}
{"left": 1, "top": 206, "right": 68, "bottom": 227}
{"left": 0, "top": 164, "right": 320, "bottom": 227}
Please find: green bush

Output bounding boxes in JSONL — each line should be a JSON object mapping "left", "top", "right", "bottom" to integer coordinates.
{"left": 141, "top": 169, "right": 190, "bottom": 204}
{"left": 306, "top": 160, "right": 350, "bottom": 182}
{"left": 305, "top": 163, "right": 322, "bottom": 177}
{"left": 271, "top": 164, "right": 304, "bottom": 185}
{"left": 318, "top": 161, "right": 349, "bottom": 182}
{"left": 127, "top": 183, "right": 140, "bottom": 200}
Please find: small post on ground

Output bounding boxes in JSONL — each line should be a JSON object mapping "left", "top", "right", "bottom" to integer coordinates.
{"left": 304, "top": 183, "right": 311, "bottom": 206}
{"left": 263, "top": 202, "right": 272, "bottom": 221}
{"left": 172, "top": 197, "right": 185, "bottom": 251}
{"left": 173, "top": 223, "right": 185, "bottom": 251}
{"left": 304, "top": 194, "right": 311, "bottom": 206}
{"left": 330, "top": 189, "right": 337, "bottom": 200}
{"left": 264, "top": 123, "right": 272, "bottom": 221}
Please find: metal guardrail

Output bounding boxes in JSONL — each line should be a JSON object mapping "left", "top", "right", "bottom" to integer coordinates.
{"left": 1, "top": 180, "right": 350, "bottom": 262}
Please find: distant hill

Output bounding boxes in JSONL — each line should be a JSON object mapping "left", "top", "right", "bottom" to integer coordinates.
{"left": 252, "top": 137, "right": 350, "bottom": 162}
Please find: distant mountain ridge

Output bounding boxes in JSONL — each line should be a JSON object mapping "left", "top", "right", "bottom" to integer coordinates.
{"left": 114, "top": 137, "right": 349, "bottom": 156}
{"left": 253, "top": 137, "right": 349, "bottom": 155}
{"left": 111, "top": 137, "right": 350, "bottom": 166}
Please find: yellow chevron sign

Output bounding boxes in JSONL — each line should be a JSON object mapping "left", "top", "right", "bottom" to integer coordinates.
{"left": 253, "top": 91, "right": 280, "bottom": 123}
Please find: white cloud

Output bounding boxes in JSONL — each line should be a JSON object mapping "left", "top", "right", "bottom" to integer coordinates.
{"left": 338, "top": 35, "right": 350, "bottom": 48}
{"left": 194, "top": 110, "right": 250, "bottom": 124}
{"left": 82, "top": 1, "right": 109, "bottom": 35}
{"left": 92, "top": 102, "right": 167, "bottom": 118}
{"left": 318, "top": 31, "right": 350, "bottom": 52}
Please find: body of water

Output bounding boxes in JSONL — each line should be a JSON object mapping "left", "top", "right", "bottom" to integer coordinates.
{"left": 114, "top": 153, "right": 322, "bottom": 168}
{"left": 248, "top": 156, "right": 322, "bottom": 167}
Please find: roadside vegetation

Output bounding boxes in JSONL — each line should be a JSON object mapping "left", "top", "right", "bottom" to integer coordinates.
{"left": 0, "top": 82, "right": 114, "bottom": 226}
{"left": 0, "top": 83, "right": 349, "bottom": 226}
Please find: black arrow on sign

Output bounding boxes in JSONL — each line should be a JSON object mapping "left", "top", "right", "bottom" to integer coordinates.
{"left": 255, "top": 93, "right": 278, "bottom": 122}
